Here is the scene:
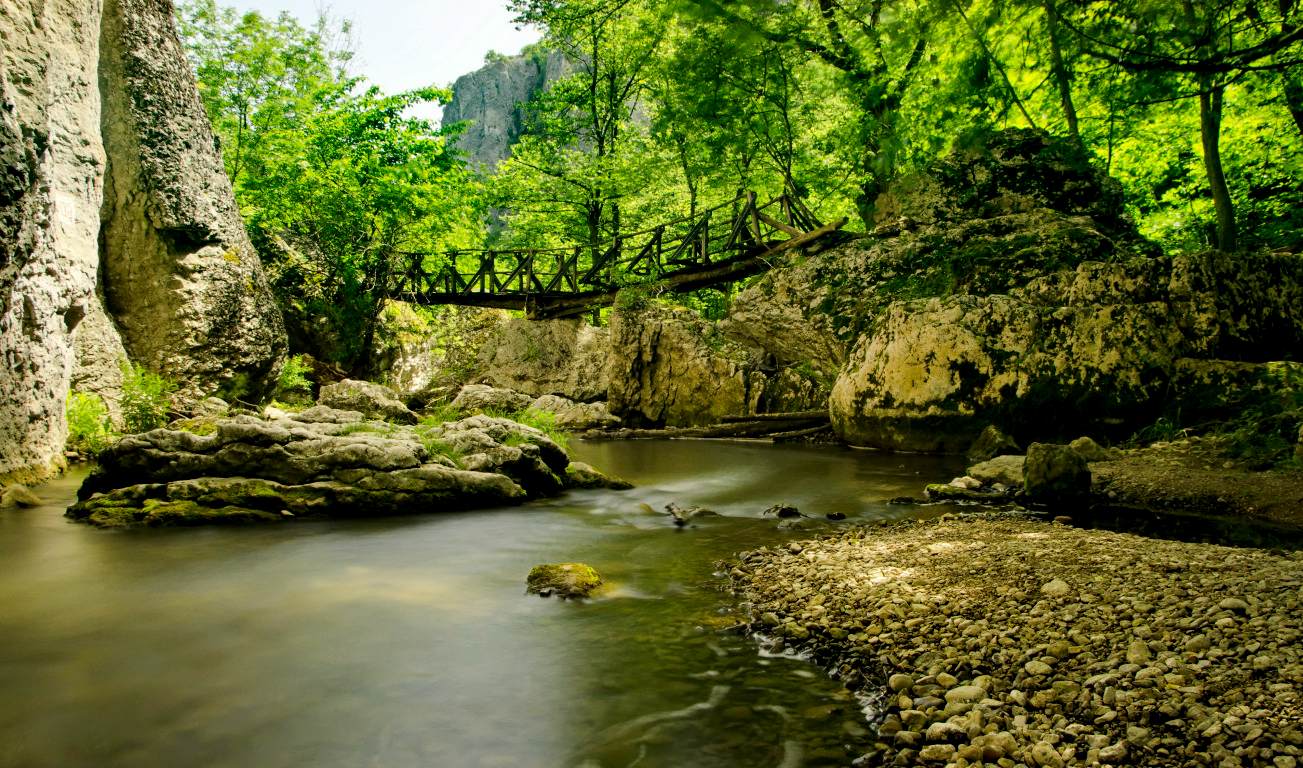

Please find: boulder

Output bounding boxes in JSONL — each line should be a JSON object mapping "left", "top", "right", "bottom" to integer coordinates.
{"left": 529, "top": 394, "right": 621, "bottom": 431}
{"left": 967, "top": 425, "right": 1020, "bottom": 461}
{"left": 1, "top": 485, "right": 44, "bottom": 508}
{"left": 450, "top": 384, "right": 534, "bottom": 414}
{"left": 564, "top": 462, "right": 633, "bottom": 490}
{"left": 1024, "top": 443, "right": 1091, "bottom": 504}
{"left": 1068, "top": 436, "right": 1120, "bottom": 463}
{"left": 65, "top": 408, "right": 595, "bottom": 527}
{"left": 318, "top": 379, "right": 416, "bottom": 424}
{"left": 526, "top": 562, "right": 602, "bottom": 599}
{"left": 967, "top": 455, "right": 1025, "bottom": 487}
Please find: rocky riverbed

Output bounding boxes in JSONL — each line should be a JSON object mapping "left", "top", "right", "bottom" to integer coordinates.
{"left": 726, "top": 515, "right": 1303, "bottom": 767}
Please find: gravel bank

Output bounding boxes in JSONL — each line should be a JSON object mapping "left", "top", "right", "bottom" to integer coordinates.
{"left": 726, "top": 515, "right": 1303, "bottom": 767}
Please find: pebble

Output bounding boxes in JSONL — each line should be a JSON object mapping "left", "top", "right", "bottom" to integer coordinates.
{"left": 728, "top": 516, "right": 1303, "bottom": 768}
{"left": 1041, "top": 578, "right": 1070, "bottom": 597}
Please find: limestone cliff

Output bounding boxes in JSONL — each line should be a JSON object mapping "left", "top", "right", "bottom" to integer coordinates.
{"left": 442, "top": 48, "right": 571, "bottom": 171}
{"left": 0, "top": 0, "right": 106, "bottom": 483}
{"left": 97, "top": 0, "right": 286, "bottom": 402}
{"left": 0, "top": 0, "right": 286, "bottom": 484}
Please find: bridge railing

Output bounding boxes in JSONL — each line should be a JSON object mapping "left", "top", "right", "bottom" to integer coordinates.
{"left": 386, "top": 190, "right": 825, "bottom": 303}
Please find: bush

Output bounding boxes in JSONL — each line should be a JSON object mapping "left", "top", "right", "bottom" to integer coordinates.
{"left": 66, "top": 392, "right": 115, "bottom": 454}
{"left": 120, "top": 362, "right": 178, "bottom": 434}
{"left": 275, "top": 354, "right": 314, "bottom": 400}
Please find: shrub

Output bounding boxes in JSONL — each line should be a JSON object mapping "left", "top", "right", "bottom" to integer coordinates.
{"left": 66, "top": 392, "right": 115, "bottom": 454}
{"left": 275, "top": 354, "right": 314, "bottom": 400}
{"left": 120, "top": 361, "right": 178, "bottom": 434}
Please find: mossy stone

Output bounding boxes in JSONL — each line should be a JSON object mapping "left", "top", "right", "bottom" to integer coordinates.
{"left": 526, "top": 562, "right": 603, "bottom": 599}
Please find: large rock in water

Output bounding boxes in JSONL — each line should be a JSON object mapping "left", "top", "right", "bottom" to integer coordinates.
{"left": 67, "top": 408, "right": 585, "bottom": 527}
{"left": 0, "top": 0, "right": 286, "bottom": 484}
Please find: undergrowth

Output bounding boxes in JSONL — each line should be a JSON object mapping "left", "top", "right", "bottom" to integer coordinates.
{"left": 66, "top": 391, "right": 115, "bottom": 454}
{"left": 120, "top": 362, "right": 177, "bottom": 434}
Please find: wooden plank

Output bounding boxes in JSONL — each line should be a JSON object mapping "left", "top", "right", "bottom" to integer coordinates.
{"left": 756, "top": 210, "right": 803, "bottom": 236}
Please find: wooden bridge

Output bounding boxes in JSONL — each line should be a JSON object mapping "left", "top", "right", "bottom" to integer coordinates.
{"left": 385, "top": 192, "right": 847, "bottom": 318}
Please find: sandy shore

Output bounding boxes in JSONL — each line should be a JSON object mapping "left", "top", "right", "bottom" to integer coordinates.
{"left": 726, "top": 515, "right": 1303, "bottom": 767}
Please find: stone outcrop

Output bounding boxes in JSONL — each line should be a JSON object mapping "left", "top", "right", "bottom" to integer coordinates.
{"left": 475, "top": 317, "right": 610, "bottom": 402}
{"left": 607, "top": 303, "right": 762, "bottom": 427}
{"left": 318, "top": 379, "right": 416, "bottom": 424}
{"left": 0, "top": 0, "right": 286, "bottom": 483}
{"left": 68, "top": 406, "right": 599, "bottom": 527}
{"left": 442, "top": 48, "right": 572, "bottom": 171}
{"left": 97, "top": 0, "right": 286, "bottom": 403}
{"left": 812, "top": 131, "right": 1303, "bottom": 451}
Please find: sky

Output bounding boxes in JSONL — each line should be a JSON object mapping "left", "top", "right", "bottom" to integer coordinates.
{"left": 233, "top": 0, "right": 542, "bottom": 121}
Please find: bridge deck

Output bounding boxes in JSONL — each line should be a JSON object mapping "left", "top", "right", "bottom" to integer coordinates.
{"left": 384, "top": 192, "right": 846, "bottom": 318}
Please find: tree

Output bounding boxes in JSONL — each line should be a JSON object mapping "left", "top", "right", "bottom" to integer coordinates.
{"left": 1060, "top": 0, "right": 1303, "bottom": 251}
{"left": 176, "top": 1, "right": 482, "bottom": 370}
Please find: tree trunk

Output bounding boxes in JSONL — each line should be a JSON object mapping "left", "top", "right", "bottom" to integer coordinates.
{"left": 1043, "top": 0, "right": 1081, "bottom": 143}
{"left": 1199, "top": 82, "right": 1238, "bottom": 252}
{"left": 1283, "top": 74, "right": 1303, "bottom": 139}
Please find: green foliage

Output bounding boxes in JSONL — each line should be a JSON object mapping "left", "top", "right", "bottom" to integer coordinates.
{"left": 176, "top": 1, "right": 484, "bottom": 371}
{"left": 420, "top": 402, "right": 468, "bottom": 426}
{"left": 65, "top": 392, "right": 116, "bottom": 454}
{"left": 513, "top": 408, "right": 570, "bottom": 450}
{"left": 275, "top": 354, "right": 313, "bottom": 400}
{"left": 120, "top": 362, "right": 178, "bottom": 434}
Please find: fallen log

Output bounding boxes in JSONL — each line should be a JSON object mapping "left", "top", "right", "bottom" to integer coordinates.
{"left": 719, "top": 410, "right": 828, "bottom": 423}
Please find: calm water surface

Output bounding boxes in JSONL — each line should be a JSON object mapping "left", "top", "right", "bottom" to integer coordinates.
{"left": 0, "top": 440, "right": 963, "bottom": 768}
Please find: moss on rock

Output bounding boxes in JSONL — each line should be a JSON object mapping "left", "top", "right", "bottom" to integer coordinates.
{"left": 526, "top": 562, "right": 603, "bottom": 598}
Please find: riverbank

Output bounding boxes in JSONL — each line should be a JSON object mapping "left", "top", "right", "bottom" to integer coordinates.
{"left": 1092, "top": 436, "right": 1303, "bottom": 526}
{"left": 726, "top": 515, "right": 1303, "bottom": 767}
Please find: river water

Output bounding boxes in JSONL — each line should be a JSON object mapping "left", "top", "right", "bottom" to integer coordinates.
{"left": 0, "top": 440, "right": 963, "bottom": 768}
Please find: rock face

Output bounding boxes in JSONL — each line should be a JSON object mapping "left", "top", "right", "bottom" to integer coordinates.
{"left": 607, "top": 303, "right": 761, "bottom": 427}
{"left": 68, "top": 407, "right": 588, "bottom": 527}
{"left": 0, "top": 0, "right": 286, "bottom": 484}
{"left": 0, "top": 0, "right": 106, "bottom": 484}
{"left": 476, "top": 317, "right": 610, "bottom": 402}
{"left": 442, "top": 48, "right": 571, "bottom": 171}
{"left": 815, "top": 131, "right": 1303, "bottom": 451}
{"left": 97, "top": 0, "right": 286, "bottom": 403}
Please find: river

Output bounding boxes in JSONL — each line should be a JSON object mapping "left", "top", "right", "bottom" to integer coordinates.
{"left": 0, "top": 440, "right": 964, "bottom": 768}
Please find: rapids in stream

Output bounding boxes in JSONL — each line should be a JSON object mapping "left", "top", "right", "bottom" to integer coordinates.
{"left": 0, "top": 440, "right": 965, "bottom": 768}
